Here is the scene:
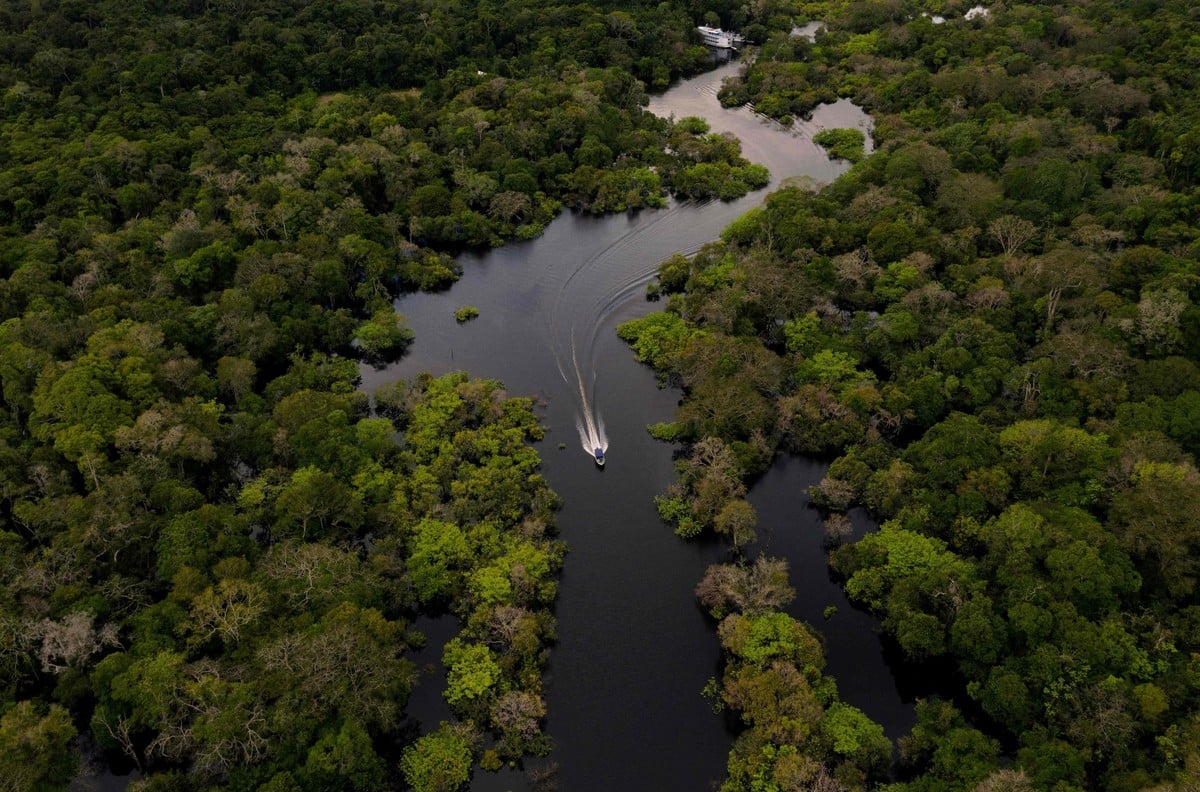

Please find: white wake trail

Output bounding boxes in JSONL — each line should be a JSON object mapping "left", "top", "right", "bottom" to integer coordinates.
{"left": 566, "top": 330, "right": 608, "bottom": 458}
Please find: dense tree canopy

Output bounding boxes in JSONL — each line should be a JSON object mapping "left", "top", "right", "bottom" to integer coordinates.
{"left": 625, "top": 0, "right": 1200, "bottom": 789}
{"left": 11, "top": 0, "right": 1200, "bottom": 788}
{"left": 0, "top": 0, "right": 800, "bottom": 787}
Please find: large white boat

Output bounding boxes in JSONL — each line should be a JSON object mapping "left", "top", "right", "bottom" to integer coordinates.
{"left": 697, "top": 25, "right": 745, "bottom": 49}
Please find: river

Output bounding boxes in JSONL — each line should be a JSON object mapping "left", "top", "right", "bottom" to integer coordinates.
{"left": 364, "top": 60, "right": 907, "bottom": 790}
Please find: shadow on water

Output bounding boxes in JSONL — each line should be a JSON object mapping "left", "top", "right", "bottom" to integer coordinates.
{"left": 748, "top": 457, "right": 998, "bottom": 744}
{"left": 404, "top": 613, "right": 459, "bottom": 731}
{"left": 358, "top": 60, "right": 895, "bottom": 789}
{"left": 747, "top": 457, "right": 918, "bottom": 739}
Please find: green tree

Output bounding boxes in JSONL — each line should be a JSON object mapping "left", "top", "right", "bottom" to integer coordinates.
{"left": 443, "top": 639, "right": 504, "bottom": 710}
{"left": 407, "top": 518, "right": 473, "bottom": 602}
{"left": 274, "top": 466, "right": 363, "bottom": 540}
{"left": 1110, "top": 460, "right": 1200, "bottom": 598}
{"left": 302, "top": 720, "right": 386, "bottom": 791}
{"left": 821, "top": 702, "right": 891, "bottom": 777}
{"left": 813, "top": 128, "right": 866, "bottom": 163}
{"left": 713, "top": 498, "right": 758, "bottom": 547}
{"left": 898, "top": 700, "right": 1000, "bottom": 790}
{"left": 0, "top": 701, "right": 78, "bottom": 792}
{"left": 400, "top": 723, "right": 476, "bottom": 792}
{"left": 354, "top": 308, "right": 415, "bottom": 361}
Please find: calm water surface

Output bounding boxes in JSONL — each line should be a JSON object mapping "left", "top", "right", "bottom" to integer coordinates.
{"left": 365, "top": 61, "right": 906, "bottom": 791}
{"left": 747, "top": 458, "right": 953, "bottom": 734}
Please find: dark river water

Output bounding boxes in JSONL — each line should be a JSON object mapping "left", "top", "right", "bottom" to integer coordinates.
{"left": 361, "top": 61, "right": 914, "bottom": 791}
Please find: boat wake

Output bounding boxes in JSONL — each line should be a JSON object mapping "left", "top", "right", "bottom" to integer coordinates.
{"left": 576, "top": 413, "right": 608, "bottom": 460}
{"left": 563, "top": 334, "right": 608, "bottom": 462}
{"left": 548, "top": 207, "right": 689, "bottom": 467}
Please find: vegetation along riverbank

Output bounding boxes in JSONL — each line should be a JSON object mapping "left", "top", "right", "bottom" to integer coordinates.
{"left": 5, "top": 0, "right": 1200, "bottom": 790}
{"left": 621, "top": 0, "right": 1200, "bottom": 789}
{"left": 0, "top": 0, "right": 774, "bottom": 789}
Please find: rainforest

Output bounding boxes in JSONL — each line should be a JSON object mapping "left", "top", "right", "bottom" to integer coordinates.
{"left": 2, "top": 1, "right": 1200, "bottom": 792}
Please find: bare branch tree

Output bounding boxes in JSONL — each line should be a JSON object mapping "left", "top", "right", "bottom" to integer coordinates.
{"left": 988, "top": 215, "right": 1038, "bottom": 258}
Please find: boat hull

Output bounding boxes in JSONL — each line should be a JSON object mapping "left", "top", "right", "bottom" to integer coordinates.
{"left": 697, "top": 25, "right": 744, "bottom": 49}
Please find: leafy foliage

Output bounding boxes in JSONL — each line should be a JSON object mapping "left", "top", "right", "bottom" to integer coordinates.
{"left": 813, "top": 128, "right": 866, "bottom": 163}
{"left": 0, "top": 0, "right": 791, "bottom": 784}
{"left": 632, "top": 1, "right": 1200, "bottom": 788}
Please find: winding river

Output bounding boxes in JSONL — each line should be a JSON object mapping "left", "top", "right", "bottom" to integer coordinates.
{"left": 364, "top": 60, "right": 912, "bottom": 791}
